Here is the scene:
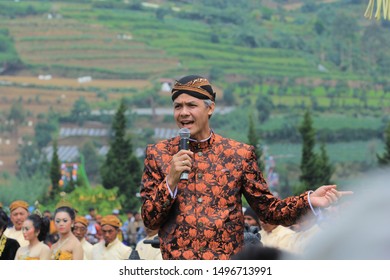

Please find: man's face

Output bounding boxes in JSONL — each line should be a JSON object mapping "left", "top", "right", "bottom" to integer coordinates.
{"left": 173, "top": 94, "right": 214, "bottom": 141}
{"left": 73, "top": 222, "right": 87, "bottom": 241}
{"left": 102, "top": 225, "right": 118, "bottom": 245}
{"left": 10, "top": 207, "right": 29, "bottom": 231}
{"left": 244, "top": 215, "right": 259, "bottom": 227}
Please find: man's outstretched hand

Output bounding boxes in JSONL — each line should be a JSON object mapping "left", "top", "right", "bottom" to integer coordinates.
{"left": 310, "top": 185, "right": 353, "bottom": 208}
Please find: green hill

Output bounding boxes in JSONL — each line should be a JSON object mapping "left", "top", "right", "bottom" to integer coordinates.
{"left": 1, "top": 0, "right": 390, "bottom": 84}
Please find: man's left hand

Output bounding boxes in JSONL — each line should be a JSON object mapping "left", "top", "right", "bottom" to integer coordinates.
{"left": 310, "top": 185, "right": 353, "bottom": 208}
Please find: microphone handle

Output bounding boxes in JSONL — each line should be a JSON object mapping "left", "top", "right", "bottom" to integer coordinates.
{"left": 179, "top": 138, "right": 189, "bottom": 180}
{"left": 179, "top": 138, "right": 189, "bottom": 150}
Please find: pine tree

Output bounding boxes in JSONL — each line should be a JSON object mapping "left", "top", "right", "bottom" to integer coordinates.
{"left": 298, "top": 110, "right": 320, "bottom": 191}
{"left": 49, "top": 140, "right": 61, "bottom": 199}
{"left": 317, "top": 142, "right": 333, "bottom": 184}
{"left": 377, "top": 122, "right": 390, "bottom": 166}
{"left": 100, "top": 99, "right": 141, "bottom": 211}
{"left": 80, "top": 141, "right": 101, "bottom": 184}
{"left": 247, "top": 114, "right": 265, "bottom": 172}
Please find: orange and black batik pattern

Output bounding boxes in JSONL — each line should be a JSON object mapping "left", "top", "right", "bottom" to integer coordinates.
{"left": 141, "top": 132, "right": 310, "bottom": 260}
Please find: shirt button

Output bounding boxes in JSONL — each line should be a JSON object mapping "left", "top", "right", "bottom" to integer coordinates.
{"left": 198, "top": 222, "right": 203, "bottom": 227}
{"left": 197, "top": 173, "right": 203, "bottom": 179}
{"left": 197, "top": 197, "right": 203, "bottom": 203}
{"left": 198, "top": 152, "right": 203, "bottom": 156}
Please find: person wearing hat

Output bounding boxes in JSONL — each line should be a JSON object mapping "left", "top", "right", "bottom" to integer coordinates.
{"left": 72, "top": 215, "right": 93, "bottom": 259}
{"left": 91, "top": 215, "right": 132, "bottom": 260}
{"left": 4, "top": 200, "right": 30, "bottom": 247}
{"left": 243, "top": 207, "right": 260, "bottom": 229}
{"left": 111, "top": 209, "right": 125, "bottom": 243}
{"left": 0, "top": 209, "right": 20, "bottom": 260}
{"left": 140, "top": 74, "right": 352, "bottom": 260}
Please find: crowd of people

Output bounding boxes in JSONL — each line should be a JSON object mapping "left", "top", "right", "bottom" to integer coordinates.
{"left": 0, "top": 200, "right": 160, "bottom": 260}
{"left": 0, "top": 197, "right": 337, "bottom": 261}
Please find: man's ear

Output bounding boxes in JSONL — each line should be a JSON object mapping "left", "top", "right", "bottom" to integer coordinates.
{"left": 208, "top": 102, "right": 215, "bottom": 117}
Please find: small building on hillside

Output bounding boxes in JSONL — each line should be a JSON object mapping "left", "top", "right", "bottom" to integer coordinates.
{"left": 159, "top": 78, "right": 174, "bottom": 92}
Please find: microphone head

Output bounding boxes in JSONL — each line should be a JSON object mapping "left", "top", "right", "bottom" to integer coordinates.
{"left": 178, "top": 128, "right": 190, "bottom": 139}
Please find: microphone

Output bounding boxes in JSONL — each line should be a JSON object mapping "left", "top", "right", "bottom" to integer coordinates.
{"left": 178, "top": 128, "right": 190, "bottom": 180}
{"left": 143, "top": 236, "right": 160, "bottom": 249}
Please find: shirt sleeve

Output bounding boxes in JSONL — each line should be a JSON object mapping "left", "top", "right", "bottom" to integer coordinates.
{"left": 140, "top": 144, "right": 176, "bottom": 230}
{"left": 242, "top": 145, "right": 311, "bottom": 227}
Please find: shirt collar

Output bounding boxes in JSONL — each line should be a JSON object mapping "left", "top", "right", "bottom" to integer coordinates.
{"left": 189, "top": 130, "right": 214, "bottom": 150}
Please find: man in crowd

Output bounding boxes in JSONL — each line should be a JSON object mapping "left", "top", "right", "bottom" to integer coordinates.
{"left": 4, "top": 200, "right": 29, "bottom": 247}
{"left": 73, "top": 215, "right": 93, "bottom": 259}
{"left": 91, "top": 215, "right": 132, "bottom": 260}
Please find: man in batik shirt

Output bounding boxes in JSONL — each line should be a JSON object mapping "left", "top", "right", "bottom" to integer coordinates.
{"left": 140, "top": 74, "right": 351, "bottom": 260}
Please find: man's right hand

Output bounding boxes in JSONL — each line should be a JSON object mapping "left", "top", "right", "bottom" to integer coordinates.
{"left": 167, "top": 150, "right": 193, "bottom": 191}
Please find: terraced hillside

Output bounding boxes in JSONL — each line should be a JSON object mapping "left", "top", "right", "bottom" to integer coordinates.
{"left": 4, "top": 15, "right": 179, "bottom": 79}
{"left": 2, "top": 0, "right": 367, "bottom": 81}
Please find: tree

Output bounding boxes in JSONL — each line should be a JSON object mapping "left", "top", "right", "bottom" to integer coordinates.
{"left": 377, "top": 122, "right": 390, "bottom": 166}
{"left": 7, "top": 101, "right": 26, "bottom": 134}
{"left": 156, "top": 5, "right": 170, "bottom": 21}
{"left": 70, "top": 97, "right": 91, "bottom": 125}
{"left": 298, "top": 110, "right": 320, "bottom": 191}
{"left": 100, "top": 99, "right": 141, "bottom": 211}
{"left": 317, "top": 142, "right": 333, "bottom": 184}
{"left": 247, "top": 114, "right": 264, "bottom": 172}
{"left": 35, "top": 120, "right": 57, "bottom": 150}
{"left": 16, "top": 142, "right": 49, "bottom": 178}
{"left": 80, "top": 141, "right": 101, "bottom": 184}
{"left": 255, "top": 95, "right": 273, "bottom": 123}
{"left": 222, "top": 85, "right": 236, "bottom": 106}
{"left": 49, "top": 140, "right": 61, "bottom": 199}
{"left": 330, "top": 13, "right": 358, "bottom": 71}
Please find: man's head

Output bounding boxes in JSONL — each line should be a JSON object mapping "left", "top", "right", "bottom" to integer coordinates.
{"left": 9, "top": 200, "right": 29, "bottom": 231}
{"left": 95, "top": 214, "right": 102, "bottom": 224}
{"left": 244, "top": 207, "right": 260, "bottom": 228}
{"left": 171, "top": 75, "right": 215, "bottom": 141}
{"left": 126, "top": 210, "right": 133, "bottom": 220}
{"left": 88, "top": 207, "right": 96, "bottom": 218}
{"left": 171, "top": 75, "right": 216, "bottom": 102}
{"left": 73, "top": 215, "right": 89, "bottom": 241}
{"left": 134, "top": 212, "right": 141, "bottom": 221}
{"left": 101, "top": 215, "right": 121, "bottom": 245}
{"left": 43, "top": 210, "right": 52, "bottom": 219}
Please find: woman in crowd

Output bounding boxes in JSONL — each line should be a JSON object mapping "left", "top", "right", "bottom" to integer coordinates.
{"left": 14, "top": 213, "right": 51, "bottom": 260}
{"left": 0, "top": 209, "right": 20, "bottom": 260}
{"left": 50, "top": 206, "right": 83, "bottom": 260}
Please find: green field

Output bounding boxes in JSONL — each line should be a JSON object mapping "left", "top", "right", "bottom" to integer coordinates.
{"left": 266, "top": 140, "right": 384, "bottom": 165}
{"left": 260, "top": 114, "right": 383, "bottom": 131}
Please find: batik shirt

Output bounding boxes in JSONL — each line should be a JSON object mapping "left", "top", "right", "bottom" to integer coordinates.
{"left": 141, "top": 132, "right": 310, "bottom": 260}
